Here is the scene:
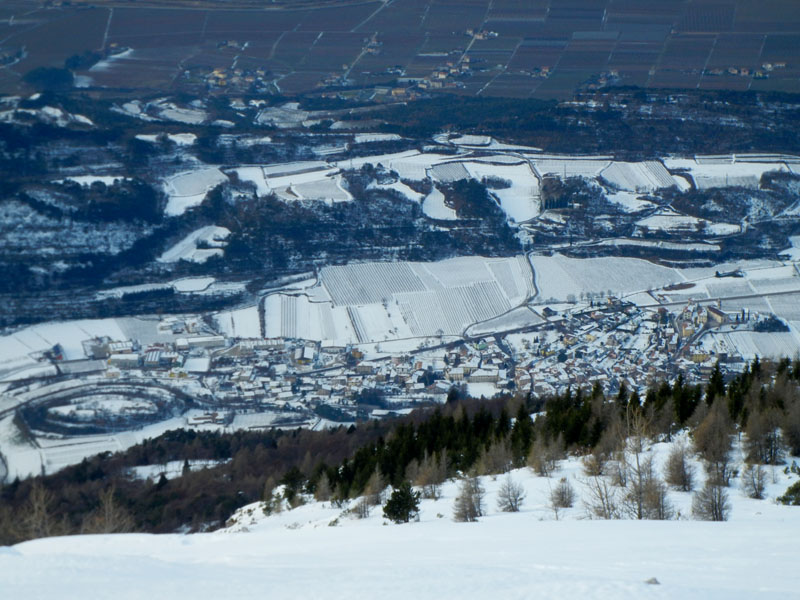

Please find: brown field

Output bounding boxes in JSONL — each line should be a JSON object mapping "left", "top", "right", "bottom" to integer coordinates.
{"left": 1, "top": 0, "right": 799, "bottom": 98}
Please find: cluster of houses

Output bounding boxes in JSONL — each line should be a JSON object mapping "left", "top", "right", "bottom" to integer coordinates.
{"left": 28, "top": 288, "right": 781, "bottom": 431}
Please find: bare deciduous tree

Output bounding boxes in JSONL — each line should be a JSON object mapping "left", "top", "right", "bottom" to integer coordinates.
{"left": 81, "top": 486, "right": 135, "bottom": 534}
{"left": 21, "top": 481, "right": 57, "bottom": 540}
{"left": 453, "top": 476, "right": 486, "bottom": 522}
{"left": 740, "top": 463, "right": 767, "bottom": 500}
{"left": 528, "top": 435, "right": 563, "bottom": 477}
{"left": 497, "top": 475, "right": 526, "bottom": 512}
{"left": 744, "top": 408, "right": 784, "bottom": 465}
{"left": 477, "top": 438, "right": 512, "bottom": 476}
{"left": 414, "top": 451, "right": 448, "bottom": 500}
{"left": 353, "top": 496, "right": 371, "bottom": 519}
{"left": 692, "top": 481, "right": 730, "bottom": 521}
{"left": 664, "top": 441, "right": 695, "bottom": 492}
{"left": 583, "top": 476, "right": 620, "bottom": 520}
{"left": 694, "top": 401, "right": 735, "bottom": 486}
{"left": 550, "top": 477, "right": 575, "bottom": 509}
{"left": 363, "top": 467, "right": 387, "bottom": 506}
{"left": 314, "top": 472, "right": 332, "bottom": 502}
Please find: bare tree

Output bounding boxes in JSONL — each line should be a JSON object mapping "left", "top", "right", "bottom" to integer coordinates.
{"left": 583, "top": 476, "right": 620, "bottom": 520}
{"left": 21, "top": 481, "right": 57, "bottom": 540}
{"left": 453, "top": 476, "right": 486, "bottom": 522}
{"left": 363, "top": 467, "right": 387, "bottom": 506}
{"left": 692, "top": 481, "right": 730, "bottom": 521}
{"left": 528, "top": 435, "right": 562, "bottom": 477}
{"left": 643, "top": 478, "right": 674, "bottom": 520}
{"left": 619, "top": 408, "right": 659, "bottom": 519}
{"left": 414, "top": 451, "right": 448, "bottom": 500}
{"left": 82, "top": 486, "right": 135, "bottom": 534}
{"left": 353, "top": 496, "right": 371, "bottom": 519}
{"left": 314, "top": 472, "right": 332, "bottom": 502}
{"left": 740, "top": 463, "right": 767, "bottom": 500}
{"left": 477, "top": 438, "right": 513, "bottom": 476}
{"left": 744, "top": 408, "right": 784, "bottom": 465}
{"left": 693, "top": 401, "right": 735, "bottom": 486}
{"left": 497, "top": 475, "right": 526, "bottom": 512}
{"left": 550, "top": 477, "right": 575, "bottom": 509}
{"left": 664, "top": 441, "right": 695, "bottom": 492}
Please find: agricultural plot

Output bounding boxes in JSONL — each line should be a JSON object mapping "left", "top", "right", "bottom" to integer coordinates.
{"left": 291, "top": 176, "right": 352, "bottom": 202}
{"left": 768, "top": 293, "right": 800, "bottom": 321}
{"left": 599, "top": 161, "right": 675, "bottom": 192}
{"left": 532, "top": 254, "right": 683, "bottom": 302}
{"left": 263, "top": 293, "right": 356, "bottom": 343}
{"left": 158, "top": 225, "right": 230, "bottom": 264}
{"left": 422, "top": 186, "right": 457, "bottom": 220}
{"left": 708, "top": 331, "right": 800, "bottom": 360}
{"left": 0, "top": 319, "right": 128, "bottom": 382}
{"left": 530, "top": 157, "right": 611, "bottom": 179}
{"left": 3, "top": 0, "right": 800, "bottom": 96}
{"left": 635, "top": 212, "right": 739, "bottom": 235}
{"left": 663, "top": 157, "right": 789, "bottom": 190}
{"left": 214, "top": 306, "right": 261, "bottom": 339}
{"left": 462, "top": 160, "right": 540, "bottom": 222}
{"left": 265, "top": 256, "right": 534, "bottom": 344}
{"left": 163, "top": 168, "right": 228, "bottom": 217}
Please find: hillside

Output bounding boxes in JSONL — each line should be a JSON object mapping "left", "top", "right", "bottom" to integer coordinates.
{"left": 2, "top": 435, "right": 799, "bottom": 599}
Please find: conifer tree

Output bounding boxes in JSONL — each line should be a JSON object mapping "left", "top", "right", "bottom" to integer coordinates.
{"left": 382, "top": 482, "right": 420, "bottom": 524}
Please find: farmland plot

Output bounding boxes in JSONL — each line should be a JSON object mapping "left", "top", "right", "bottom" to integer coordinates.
{"left": 463, "top": 161, "right": 541, "bottom": 222}
{"left": 265, "top": 256, "right": 534, "bottom": 343}
{"left": 710, "top": 331, "right": 800, "bottom": 360}
{"left": 163, "top": 168, "right": 228, "bottom": 216}
{"left": 530, "top": 157, "right": 611, "bottom": 179}
{"left": 532, "top": 254, "right": 683, "bottom": 301}
{"left": 599, "top": 161, "right": 674, "bottom": 192}
{"left": 663, "top": 157, "right": 789, "bottom": 190}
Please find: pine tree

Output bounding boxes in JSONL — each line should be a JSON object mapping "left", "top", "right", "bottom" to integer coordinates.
{"left": 382, "top": 482, "right": 420, "bottom": 524}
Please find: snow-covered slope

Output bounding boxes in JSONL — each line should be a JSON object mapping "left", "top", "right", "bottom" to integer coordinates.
{"left": 2, "top": 437, "right": 799, "bottom": 599}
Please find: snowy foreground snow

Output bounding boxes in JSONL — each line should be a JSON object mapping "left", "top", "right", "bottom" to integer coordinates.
{"left": 3, "top": 439, "right": 800, "bottom": 599}
{"left": 2, "top": 512, "right": 796, "bottom": 599}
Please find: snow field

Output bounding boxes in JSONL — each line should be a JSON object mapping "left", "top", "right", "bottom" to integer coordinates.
{"left": 214, "top": 306, "right": 261, "bottom": 338}
{"left": 266, "top": 257, "right": 535, "bottom": 344}
{"left": 163, "top": 168, "right": 228, "bottom": 216}
{"left": 229, "top": 166, "right": 270, "bottom": 196}
{"left": 421, "top": 185, "right": 456, "bottom": 220}
{"left": 463, "top": 161, "right": 541, "bottom": 222}
{"left": 7, "top": 435, "right": 798, "bottom": 599}
{"left": 367, "top": 180, "right": 424, "bottom": 203}
{"left": 532, "top": 254, "right": 683, "bottom": 301}
{"left": 663, "top": 158, "right": 788, "bottom": 190}
{"left": 531, "top": 157, "right": 611, "bottom": 178}
{"left": 135, "top": 133, "right": 196, "bottom": 146}
{"left": 600, "top": 160, "right": 674, "bottom": 192}
{"left": 157, "top": 226, "right": 230, "bottom": 263}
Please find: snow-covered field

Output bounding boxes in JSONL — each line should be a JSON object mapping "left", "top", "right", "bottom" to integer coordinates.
{"left": 421, "top": 185, "right": 456, "bottom": 220}
{"left": 163, "top": 168, "right": 228, "bottom": 216}
{"left": 262, "top": 256, "right": 535, "bottom": 345}
{"left": 663, "top": 157, "right": 789, "bottom": 190}
{"left": 463, "top": 161, "right": 540, "bottom": 222}
{"left": 532, "top": 255, "right": 684, "bottom": 302}
{"left": 600, "top": 160, "right": 675, "bottom": 192}
{"left": 4, "top": 437, "right": 799, "bottom": 599}
{"left": 135, "top": 133, "right": 196, "bottom": 146}
{"left": 158, "top": 226, "right": 230, "bottom": 263}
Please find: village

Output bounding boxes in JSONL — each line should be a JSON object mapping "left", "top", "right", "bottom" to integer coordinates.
{"left": 1, "top": 279, "right": 783, "bottom": 443}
